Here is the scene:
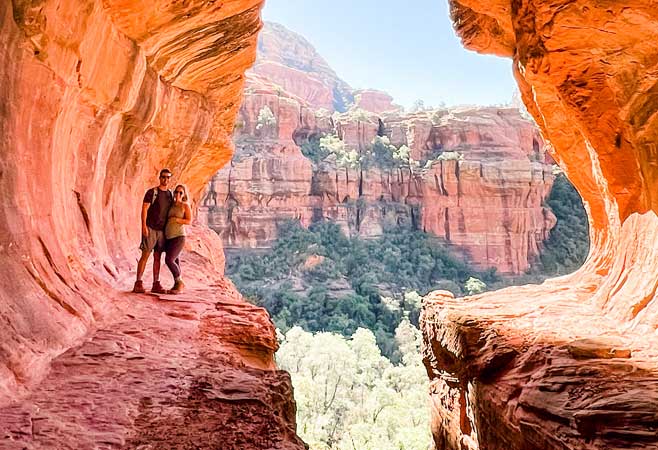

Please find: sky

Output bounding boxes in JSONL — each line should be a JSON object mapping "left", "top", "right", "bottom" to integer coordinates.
{"left": 261, "top": 0, "right": 517, "bottom": 109}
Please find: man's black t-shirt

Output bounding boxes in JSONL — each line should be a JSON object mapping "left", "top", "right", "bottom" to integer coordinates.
{"left": 143, "top": 188, "right": 173, "bottom": 231}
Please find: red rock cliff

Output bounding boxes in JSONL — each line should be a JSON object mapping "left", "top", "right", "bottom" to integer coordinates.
{"left": 202, "top": 88, "right": 555, "bottom": 274}
{"left": 421, "top": 2, "right": 658, "bottom": 449}
{"left": 353, "top": 89, "right": 403, "bottom": 114}
{"left": 250, "top": 21, "right": 354, "bottom": 112}
{"left": 0, "top": 1, "right": 304, "bottom": 447}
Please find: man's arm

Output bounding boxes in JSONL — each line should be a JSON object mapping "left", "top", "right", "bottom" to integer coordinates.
{"left": 141, "top": 202, "right": 150, "bottom": 237}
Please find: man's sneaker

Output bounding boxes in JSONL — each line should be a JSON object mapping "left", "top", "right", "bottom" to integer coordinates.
{"left": 151, "top": 281, "right": 166, "bottom": 294}
{"left": 169, "top": 279, "right": 185, "bottom": 295}
{"left": 132, "top": 280, "right": 146, "bottom": 294}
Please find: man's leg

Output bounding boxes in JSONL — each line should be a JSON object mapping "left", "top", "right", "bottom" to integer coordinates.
{"left": 153, "top": 251, "right": 162, "bottom": 283}
{"left": 151, "top": 231, "right": 167, "bottom": 293}
{"left": 151, "top": 251, "right": 166, "bottom": 293}
{"left": 136, "top": 249, "right": 150, "bottom": 281}
{"left": 133, "top": 248, "right": 151, "bottom": 293}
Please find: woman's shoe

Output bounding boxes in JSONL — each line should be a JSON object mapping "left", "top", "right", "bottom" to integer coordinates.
{"left": 169, "top": 279, "right": 185, "bottom": 294}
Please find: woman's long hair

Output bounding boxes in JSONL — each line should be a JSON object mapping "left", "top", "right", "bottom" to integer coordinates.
{"left": 174, "top": 184, "right": 189, "bottom": 203}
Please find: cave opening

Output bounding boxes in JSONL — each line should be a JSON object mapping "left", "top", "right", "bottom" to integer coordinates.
{"left": 11, "top": 0, "right": 658, "bottom": 448}
{"left": 199, "top": 1, "right": 594, "bottom": 449}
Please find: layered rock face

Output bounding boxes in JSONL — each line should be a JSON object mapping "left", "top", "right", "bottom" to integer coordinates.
{"left": 1, "top": 274, "right": 305, "bottom": 449}
{"left": 421, "top": 2, "right": 658, "bottom": 449}
{"left": 202, "top": 88, "right": 555, "bottom": 274}
{"left": 0, "top": 1, "right": 303, "bottom": 447}
{"left": 250, "top": 21, "right": 354, "bottom": 111}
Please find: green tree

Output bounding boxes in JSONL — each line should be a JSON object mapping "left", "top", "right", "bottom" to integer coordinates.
{"left": 320, "top": 135, "right": 360, "bottom": 169}
{"left": 227, "top": 220, "right": 497, "bottom": 359}
{"left": 539, "top": 174, "right": 590, "bottom": 274}
{"left": 464, "top": 276, "right": 486, "bottom": 295}
{"left": 256, "top": 105, "right": 276, "bottom": 130}
{"left": 277, "top": 327, "right": 431, "bottom": 450}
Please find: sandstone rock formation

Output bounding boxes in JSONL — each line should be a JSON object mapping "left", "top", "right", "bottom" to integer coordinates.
{"left": 1, "top": 274, "right": 305, "bottom": 449}
{"left": 353, "top": 89, "right": 403, "bottom": 114}
{"left": 202, "top": 88, "right": 555, "bottom": 274}
{"left": 250, "top": 21, "right": 354, "bottom": 111}
{"left": 421, "top": 1, "right": 658, "bottom": 449}
{"left": 0, "top": 1, "right": 303, "bottom": 447}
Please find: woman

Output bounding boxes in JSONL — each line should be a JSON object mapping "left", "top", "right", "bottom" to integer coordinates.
{"left": 164, "top": 184, "right": 192, "bottom": 294}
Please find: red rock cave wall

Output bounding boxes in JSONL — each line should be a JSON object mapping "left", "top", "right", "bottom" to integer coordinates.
{"left": 420, "top": 2, "right": 658, "bottom": 449}
{"left": 450, "top": 0, "right": 658, "bottom": 329}
{"left": 0, "top": 0, "right": 264, "bottom": 403}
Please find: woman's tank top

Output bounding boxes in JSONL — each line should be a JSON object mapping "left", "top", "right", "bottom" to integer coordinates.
{"left": 165, "top": 203, "right": 186, "bottom": 239}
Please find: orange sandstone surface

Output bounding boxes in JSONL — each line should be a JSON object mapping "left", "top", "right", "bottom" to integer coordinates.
{"left": 421, "top": 1, "right": 658, "bottom": 449}
{"left": 0, "top": 1, "right": 304, "bottom": 447}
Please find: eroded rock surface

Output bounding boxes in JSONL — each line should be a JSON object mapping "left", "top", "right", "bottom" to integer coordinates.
{"left": 0, "top": 273, "right": 304, "bottom": 450}
{"left": 250, "top": 21, "right": 354, "bottom": 112}
{"left": 353, "top": 89, "right": 403, "bottom": 114}
{"left": 0, "top": 0, "right": 304, "bottom": 447}
{"left": 421, "top": 2, "right": 658, "bottom": 449}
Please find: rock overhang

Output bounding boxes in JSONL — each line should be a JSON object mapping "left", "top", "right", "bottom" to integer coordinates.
{"left": 0, "top": 0, "right": 266, "bottom": 403}
{"left": 420, "top": 2, "right": 658, "bottom": 448}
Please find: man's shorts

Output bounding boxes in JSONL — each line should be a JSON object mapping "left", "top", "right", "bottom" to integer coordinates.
{"left": 140, "top": 227, "right": 166, "bottom": 253}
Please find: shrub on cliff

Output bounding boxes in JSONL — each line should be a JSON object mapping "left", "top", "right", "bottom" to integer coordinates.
{"left": 300, "top": 137, "right": 330, "bottom": 165}
{"left": 437, "top": 151, "right": 464, "bottom": 161}
{"left": 368, "top": 136, "right": 397, "bottom": 168}
{"left": 325, "top": 136, "right": 360, "bottom": 169}
{"left": 464, "top": 276, "right": 486, "bottom": 295}
{"left": 256, "top": 105, "right": 277, "bottom": 130}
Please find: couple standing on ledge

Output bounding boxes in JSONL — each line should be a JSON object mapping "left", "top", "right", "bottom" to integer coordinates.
{"left": 132, "top": 168, "right": 193, "bottom": 295}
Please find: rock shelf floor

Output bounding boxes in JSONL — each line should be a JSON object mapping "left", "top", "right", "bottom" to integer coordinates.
{"left": 0, "top": 277, "right": 304, "bottom": 450}
{"left": 421, "top": 279, "right": 658, "bottom": 450}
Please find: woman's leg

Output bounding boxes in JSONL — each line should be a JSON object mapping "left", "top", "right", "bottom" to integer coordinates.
{"left": 164, "top": 237, "right": 185, "bottom": 280}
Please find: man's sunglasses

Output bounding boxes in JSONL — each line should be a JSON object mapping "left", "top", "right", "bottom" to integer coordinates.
{"left": 160, "top": 175, "right": 171, "bottom": 179}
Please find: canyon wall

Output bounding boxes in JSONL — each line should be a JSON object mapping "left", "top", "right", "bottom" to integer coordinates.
{"left": 421, "top": 1, "right": 658, "bottom": 449}
{"left": 202, "top": 86, "right": 556, "bottom": 274}
{"left": 0, "top": 3, "right": 303, "bottom": 447}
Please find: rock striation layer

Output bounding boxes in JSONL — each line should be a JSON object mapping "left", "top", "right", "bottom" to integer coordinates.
{"left": 202, "top": 87, "right": 556, "bottom": 274}
{"left": 0, "top": 1, "right": 304, "bottom": 447}
{"left": 421, "top": 2, "right": 658, "bottom": 449}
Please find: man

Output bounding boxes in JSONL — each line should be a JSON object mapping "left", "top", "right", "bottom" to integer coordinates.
{"left": 133, "top": 168, "right": 174, "bottom": 294}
